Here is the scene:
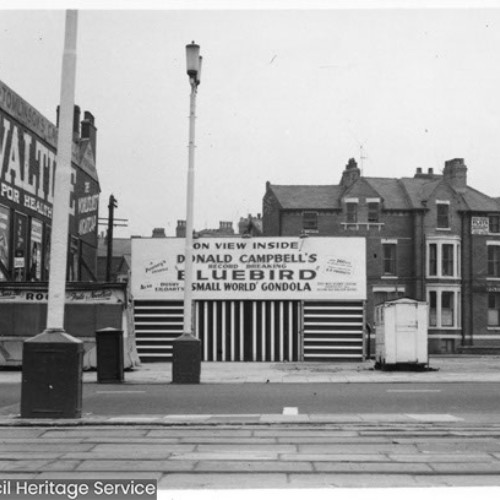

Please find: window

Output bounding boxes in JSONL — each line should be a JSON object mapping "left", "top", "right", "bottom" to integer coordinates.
{"left": 383, "top": 243, "right": 397, "bottom": 275}
{"left": 346, "top": 203, "right": 358, "bottom": 223}
{"left": 302, "top": 211, "right": 318, "bottom": 231}
{"left": 488, "top": 292, "right": 500, "bottom": 327}
{"left": 437, "top": 203, "right": 450, "bottom": 229}
{"left": 488, "top": 245, "right": 500, "bottom": 277}
{"left": 429, "top": 291, "right": 437, "bottom": 327}
{"left": 426, "top": 238, "right": 460, "bottom": 278}
{"left": 368, "top": 202, "right": 380, "bottom": 223}
{"left": 429, "top": 244, "right": 437, "bottom": 276}
{"left": 442, "top": 244, "right": 454, "bottom": 276}
{"left": 427, "top": 288, "right": 461, "bottom": 328}
{"left": 441, "top": 291, "right": 454, "bottom": 326}
{"left": 489, "top": 216, "right": 500, "bottom": 234}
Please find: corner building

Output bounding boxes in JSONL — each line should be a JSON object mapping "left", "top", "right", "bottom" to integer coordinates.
{"left": 263, "top": 158, "right": 500, "bottom": 354}
{"left": 0, "top": 79, "right": 100, "bottom": 282}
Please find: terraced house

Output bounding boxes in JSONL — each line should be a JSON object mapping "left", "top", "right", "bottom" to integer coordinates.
{"left": 263, "top": 157, "right": 500, "bottom": 354}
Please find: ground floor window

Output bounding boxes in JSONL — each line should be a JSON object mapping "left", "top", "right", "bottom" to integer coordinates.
{"left": 488, "top": 292, "right": 500, "bottom": 327}
{"left": 427, "top": 287, "right": 461, "bottom": 328}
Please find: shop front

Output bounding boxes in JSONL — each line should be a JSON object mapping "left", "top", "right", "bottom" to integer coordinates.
{"left": 131, "top": 236, "right": 367, "bottom": 362}
{"left": 0, "top": 282, "right": 140, "bottom": 369}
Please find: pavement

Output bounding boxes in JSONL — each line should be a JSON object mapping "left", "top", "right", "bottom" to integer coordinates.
{"left": 2, "top": 420, "right": 500, "bottom": 489}
{"left": 3, "top": 354, "right": 500, "bottom": 386}
{"left": 1, "top": 356, "right": 500, "bottom": 490}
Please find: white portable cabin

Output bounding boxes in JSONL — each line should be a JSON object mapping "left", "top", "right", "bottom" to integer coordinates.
{"left": 374, "top": 298, "right": 428, "bottom": 368}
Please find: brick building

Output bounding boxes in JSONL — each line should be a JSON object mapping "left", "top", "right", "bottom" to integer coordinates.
{"left": 0, "top": 79, "right": 100, "bottom": 283}
{"left": 263, "top": 157, "right": 500, "bottom": 354}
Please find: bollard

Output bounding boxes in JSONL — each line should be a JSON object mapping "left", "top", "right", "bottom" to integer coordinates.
{"left": 95, "top": 327, "right": 124, "bottom": 383}
{"left": 21, "top": 329, "right": 83, "bottom": 419}
{"left": 172, "top": 334, "right": 201, "bottom": 384}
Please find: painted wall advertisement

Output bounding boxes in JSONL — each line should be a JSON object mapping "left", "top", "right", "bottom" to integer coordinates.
{"left": 131, "top": 237, "right": 366, "bottom": 301}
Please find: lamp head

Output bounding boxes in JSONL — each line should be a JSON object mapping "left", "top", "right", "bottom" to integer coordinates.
{"left": 186, "top": 42, "right": 201, "bottom": 79}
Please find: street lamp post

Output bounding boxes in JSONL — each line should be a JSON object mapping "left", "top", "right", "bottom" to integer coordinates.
{"left": 171, "top": 42, "right": 202, "bottom": 384}
{"left": 21, "top": 10, "right": 83, "bottom": 418}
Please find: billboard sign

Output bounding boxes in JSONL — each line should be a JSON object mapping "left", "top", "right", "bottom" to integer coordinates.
{"left": 131, "top": 237, "right": 366, "bottom": 301}
{"left": 471, "top": 216, "right": 489, "bottom": 235}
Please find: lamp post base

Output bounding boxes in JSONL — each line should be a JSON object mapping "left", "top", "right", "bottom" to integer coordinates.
{"left": 21, "top": 328, "right": 83, "bottom": 419}
{"left": 172, "top": 334, "right": 201, "bottom": 384}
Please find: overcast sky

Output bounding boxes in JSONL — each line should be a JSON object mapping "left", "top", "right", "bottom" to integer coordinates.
{"left": 1, "top": 3, "right": 500, "bottom": 237}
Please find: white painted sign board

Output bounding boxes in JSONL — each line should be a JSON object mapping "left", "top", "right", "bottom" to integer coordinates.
{"left": 131, "top": 237, "right": 366, "bottom": 301}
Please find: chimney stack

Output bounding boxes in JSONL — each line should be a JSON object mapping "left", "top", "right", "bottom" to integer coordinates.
{"left": 340, "top": 158, "right": 361, "bottom": 188}
{"left": 81, "top": 111, "right": 97, "bottom": 158}
{"left": 152, "top": 227, "right": 166, "bottom": 238}
{"left": 176, "top": 220, "right": 186, "bottom": 238}
{"left": 443, "top": 158, "right": 467, "bottom": 191}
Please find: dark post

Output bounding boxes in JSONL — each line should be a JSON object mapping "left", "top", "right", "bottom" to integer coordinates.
{"left": 172, "top": 334, "right": 201, "bottom": 384}
{"left": 21, "top": 330, "right": 83, "bottom": 418}
{"left": 106, "top": 195, "right": 117, "bottom": 282}
{"left": 95, "top": 327, "right": 124, "bottom": 383}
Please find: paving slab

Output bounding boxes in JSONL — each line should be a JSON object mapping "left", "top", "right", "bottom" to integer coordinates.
{"left": 388, "top": 453, "right": 493, "bottom": 462}
{"left": 168, "top": 451, "right": 280, "bottom": 461}
{"left": 193, "top": 460, "right": 314, "bottom": 472}
{"left": 90, "top": 443, "right": 197, "bottom": 453}
{"left": 36, "top": 472, "right": 162, "bottom": 480}
{"left": 157, "top": 472, "right": 289, "bottom": 489}
{"left": 414, "top": 475, "right": 500, "bottom": 486}
{"left": 196, "top": 443, "right": 296, "bottom": 452}
{"left": 0, "top": 473, "right": 38, "bottom": 479}
{"left": 417, "top": 441, "right": 500, "bottom": 452}
{"left": 287, "top": 473, "right": 421, "bottom": 488}
{"left": 313, "top": 462, "right": 433, "bottom": 473}
{"left": 178, "top": 437, "right": 277, "bottom": 444}
{"left": 76, "top": 460, "right": 197, "bottom": 472}
{"left": 297, "top": 443, "right": 418, "bottom": 453}
{"left": 0, "top": 460, "right": 64, "bottom": 472}
{"left": 147, "top": 429, "right": 254, "bottom": 437}
{"left": 0, "top": 438, "right": 85, "bottom": 444}
{"left": 281, "top": 453, "right": 388, "bottom": 462}
{"left": 429, "top": 462, "right": 500, "bottom": 473}
{"left": 40, "top": 429, "right": 149, "bottom": 437}
{"left": 0, "top": 443, "right": 94, "bottom": 452}
{"left": 0, "top": 452, "right": 65, "bottom": 459}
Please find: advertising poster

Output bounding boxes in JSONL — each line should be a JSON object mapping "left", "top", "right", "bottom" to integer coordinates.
{"left": 43, "top": 226, "right": 51, "bottom": 280}
{"left": 0, "top": 205, "right": 10, "bottom": 280}
{"left": 29, "top": 219, "right": 43, "bottom": 281}
{"left": 131, "top": 237, "right": 366, "bottom": 301}
{"left": 13, "top": 212, "right": 27, "bottom": 281}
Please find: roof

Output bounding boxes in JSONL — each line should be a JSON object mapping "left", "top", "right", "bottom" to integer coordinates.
{"left": 364, "top": 178, "right": 412, "bottom": 210}
{"left": 460, "top": 187, "right": 500, "bottom": 212}
{"left": 399, "top": 177, "right": 442, "bottom": 209}
{"left": 269, "top": 174, "right": 500, "bottom": 213}
{"left": 269, "top": 185, "right": 342, "bottom": 210}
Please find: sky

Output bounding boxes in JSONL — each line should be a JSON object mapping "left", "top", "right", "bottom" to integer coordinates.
{"left": 1, "top": 2, "right": 500, "bottom": 238}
